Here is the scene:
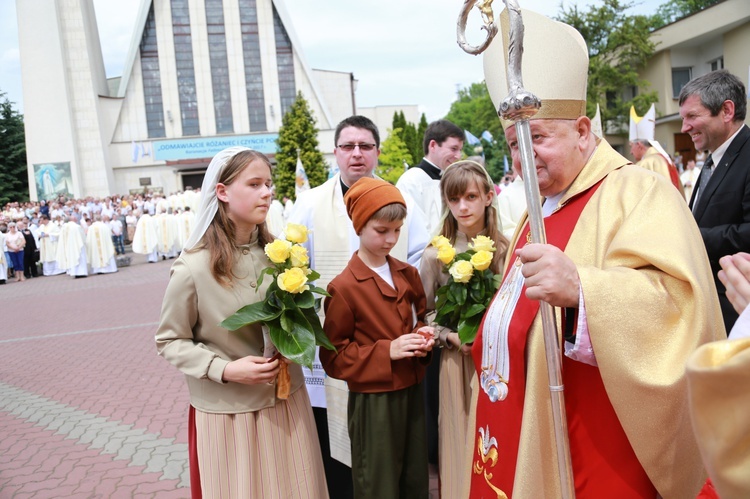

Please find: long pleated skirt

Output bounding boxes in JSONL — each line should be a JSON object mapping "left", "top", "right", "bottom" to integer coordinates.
{"left": 189, "top": 387, "right": 328, "bottom": 498}
{"left": 438, "top": 347, "right": 476, "bottom": 499}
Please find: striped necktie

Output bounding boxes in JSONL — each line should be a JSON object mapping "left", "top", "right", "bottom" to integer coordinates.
{"left": 693, "top": 155, "right": 714, "bottom": 212}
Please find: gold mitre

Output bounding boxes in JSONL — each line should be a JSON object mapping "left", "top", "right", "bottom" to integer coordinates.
{"left": 483, "top": 8, "right": 589, "bottom": 130}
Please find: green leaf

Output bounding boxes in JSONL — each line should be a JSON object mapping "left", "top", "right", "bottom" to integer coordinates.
{"left": 450, "top": 283, "right": 468, "bottom": 306}
{"left": 301, "top": 306, "right": 336, "bottom": 351}
{"left": 256, "top": 267, "right": 275, "bottom": 288}
{"left": 272, "top": 309, "right": 317, "bottom": 368}
{"left": 492, "top": 274, "right": 502, "bottom": 289}
{"left": 308, "top": 285, "right": 330, "bottom": 297}
{"left": 463, "top": 303, "right": 487, "bottom": 319}
{"left": 269, "top": 290, "right": 284, "bottom": 309}
{"left": 438, "top": 303, "right": 456, "bottom": 316}
{"left": 470, "top": 282, "right": 485, "bottom": 303}
{"left": 281, "top": 291, "right": 297, "bottom": 310}
{"left": 455, "top": 251, "right": 472, "bottom": 261}
{"left": 307, "top": 269, "right": 321, "bottom": 281}
{"left": 294, "top": 290, "right": 315, "bottom": 308}
{"left": 220, "top": 302, "right": 281, "bottom": 330}
{"left": 458, "top": 314, "right": 482, "bottom": 344}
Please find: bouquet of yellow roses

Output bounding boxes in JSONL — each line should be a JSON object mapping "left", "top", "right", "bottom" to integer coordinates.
{"left": 431, "top": 234, "right": 502, "bottom": 344}
{"left": 221, "top": 223, "right": 335, "bottom": 397}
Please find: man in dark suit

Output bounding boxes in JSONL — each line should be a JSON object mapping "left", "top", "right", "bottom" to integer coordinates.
{"left": 18, "top": 220, "right": 39, "bottom": 278}
{"left": 680, "top": 69, "right": 750, "bottom": 333}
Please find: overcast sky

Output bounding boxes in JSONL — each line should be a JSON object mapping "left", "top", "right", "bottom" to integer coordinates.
{"left": 1, "top": 0, "right": 662, "bottom": 121}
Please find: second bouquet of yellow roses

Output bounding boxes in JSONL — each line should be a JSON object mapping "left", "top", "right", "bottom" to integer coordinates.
{"left": 431, "top": 234, "right": 502, "bottom": 344}
{"left": 221, "top": 223, "right": 335, "bottom": 376}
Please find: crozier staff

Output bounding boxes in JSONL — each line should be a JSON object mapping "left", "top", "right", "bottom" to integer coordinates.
{"left": 465, "top": 6, "right": 721, "bottom": 498}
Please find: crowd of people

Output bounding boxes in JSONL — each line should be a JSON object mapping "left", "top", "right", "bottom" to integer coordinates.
{"left": 153, "top": 71, "right": 748, "bottom": 499}
{"left": 0, "top": 189, "right": 203, "bottom": 283}
{"left": 4, "top": 11, "right": 749, "bottom": 498}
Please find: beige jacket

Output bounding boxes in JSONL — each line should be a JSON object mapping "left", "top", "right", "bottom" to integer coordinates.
{"left": 155, "top": 236, "right": 304, "bottom": 413}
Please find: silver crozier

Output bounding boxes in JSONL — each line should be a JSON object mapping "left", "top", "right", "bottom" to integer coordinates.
{"left": 457, "top": 1, "right": 576, "bottom": 497}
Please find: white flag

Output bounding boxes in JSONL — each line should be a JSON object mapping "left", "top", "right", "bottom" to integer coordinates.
{"left": 295, "top": 156, "right": 310, "bottom": 197}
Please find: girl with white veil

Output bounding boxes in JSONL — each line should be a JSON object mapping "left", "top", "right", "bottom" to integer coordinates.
{"left": 156, "top": 147, "right": 328, "bottom": 498}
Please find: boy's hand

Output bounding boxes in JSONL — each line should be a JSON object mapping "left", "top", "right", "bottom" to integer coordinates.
{"left": 390, "top": 333, "right": 434, "bottom": 360}
{"left": 417, "top": 326, "right": 437, "bottom": 342}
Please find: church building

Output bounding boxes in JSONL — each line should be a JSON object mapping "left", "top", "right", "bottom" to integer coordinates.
{"left": 17, "top": 0, "right": 365, "bottom": 199}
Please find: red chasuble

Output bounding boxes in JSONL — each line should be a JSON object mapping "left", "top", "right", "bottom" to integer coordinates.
{"left": 469, "top": 181, "right": 656, "bottom": 498}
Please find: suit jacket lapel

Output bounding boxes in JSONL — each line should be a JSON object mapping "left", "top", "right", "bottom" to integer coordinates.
{"left": 694, "top": 125, "right": 750, "bottom": 219}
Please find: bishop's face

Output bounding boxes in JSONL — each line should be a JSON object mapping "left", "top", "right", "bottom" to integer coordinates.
{"left": 505, "top": 118, "right": 590, "bottom": 198}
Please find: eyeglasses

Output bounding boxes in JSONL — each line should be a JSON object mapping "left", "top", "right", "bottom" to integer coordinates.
{"left": 336, "top": 143, "right": 377, "bottom": 152}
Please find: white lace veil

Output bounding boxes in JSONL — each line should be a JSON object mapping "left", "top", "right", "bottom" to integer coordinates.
{"left": 182, "top": 146, "right": 253, "bottom": 252}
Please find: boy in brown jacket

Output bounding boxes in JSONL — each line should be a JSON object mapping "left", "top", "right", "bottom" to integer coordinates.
{"left": 320, "top": 177, "right": 435, "bottom": 498}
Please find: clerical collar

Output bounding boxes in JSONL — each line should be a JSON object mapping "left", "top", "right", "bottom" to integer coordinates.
{"left": 417, "top": 159, "right": 442, "bottom": 180}
{"left": 340, "top": 177, "right": 351, "bottom": 196}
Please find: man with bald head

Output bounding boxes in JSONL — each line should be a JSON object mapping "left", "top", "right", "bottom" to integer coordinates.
{"left": 468, "top": 7, "right": 721, "bottom": 498}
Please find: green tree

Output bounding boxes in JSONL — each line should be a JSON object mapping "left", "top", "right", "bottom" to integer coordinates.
{"left": 0, "top": 91, "right": 28, "bottom": 205}
{"left": 444, "top": 82, "right": 508, "bottom": 182}
{"left": 274, "top": 91, "right": 327, "bottom": 201}
{"left": 651, "top": 0, "right": 721, "bottom": 28}
{"left": 390, "top": 111, "right": 427, "bottom": 167}
{"left": 392, "top": 111, "right": 407, "bottom": 137}
{"left": 416, "top": 113, "right": 428, "bottom": 158}
{"left": 556, "top": 0, "right": 658, "bottom": 131}
{"left": 377, "top": 128, "right": 412, "bottom": 184}
{"left": 403, "top": 122, "right": 420, "bottom": 166}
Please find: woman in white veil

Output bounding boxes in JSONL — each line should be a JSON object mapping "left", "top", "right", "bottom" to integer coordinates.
{"left": 156, "top": 147, "right": 328, "bottom": 498}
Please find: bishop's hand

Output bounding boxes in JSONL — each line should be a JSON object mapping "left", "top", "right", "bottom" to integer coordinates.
{"left": 517, "top": 243, "right": 579, "bottom": 308}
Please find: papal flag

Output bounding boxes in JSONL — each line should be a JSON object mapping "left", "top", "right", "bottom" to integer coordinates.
{"left": 295, "top": 155, "right": 310, "bottom": 197}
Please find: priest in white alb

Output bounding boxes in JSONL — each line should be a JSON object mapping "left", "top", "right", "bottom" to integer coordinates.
{"left": 86, "top": 215, "right": 118, "bottom": 274}
{"left": 56, "top": 218, "right": 88, "bottom": 278}
{"left": 38, "top": 215, "right": 66, "bottom": 276}
{"left": 132, "top": 211, "right": 159, "bottom": 263}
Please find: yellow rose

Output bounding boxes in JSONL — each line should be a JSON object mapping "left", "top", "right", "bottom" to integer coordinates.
{"left": 449, "top": 260, "right": 474, "bottom": 283}
{"left": 437, "top": 244, "right": 456, "bottom": 265}
{"left": 431, "top": 235, "right": 450, "bottom": 248}
{"left": 277, "top": 267, "right": 310, "bottom": 294}
{"left": 289, "top": 244, "right": 309, "bottom": 268}
{"left": 470, "top": 235, "right": 495, "bottom": 253}
{"left": 264, "top": 239, "right": 292, "bottom": 264}
{"left": 470, "top": 250, "right": 493, "bottom": 271}
{"left": 285, "top": 223, "right": 309, "bottom": 244}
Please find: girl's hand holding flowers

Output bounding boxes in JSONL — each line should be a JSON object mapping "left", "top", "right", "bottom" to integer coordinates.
{"left": 222, "top": 224, "right": 335, "bottom": 377}
{"left": 430, "top": 235, "right": 502, "bottom": 344}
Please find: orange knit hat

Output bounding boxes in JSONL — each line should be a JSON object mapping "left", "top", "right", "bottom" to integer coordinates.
{"left": 344, "top": 177, "right": 406, "bottom": 233}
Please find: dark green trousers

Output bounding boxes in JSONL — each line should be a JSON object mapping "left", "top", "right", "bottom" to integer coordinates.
{"left": 348, "top": 383, "right": 429, "bottom": 499}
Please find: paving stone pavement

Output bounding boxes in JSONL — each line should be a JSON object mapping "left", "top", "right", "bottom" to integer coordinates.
{"left": 0, "top": 253, "right": 440, "bottom": 498}
{"left": 0, "top": 255, "right": 191, "bottom": 498}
